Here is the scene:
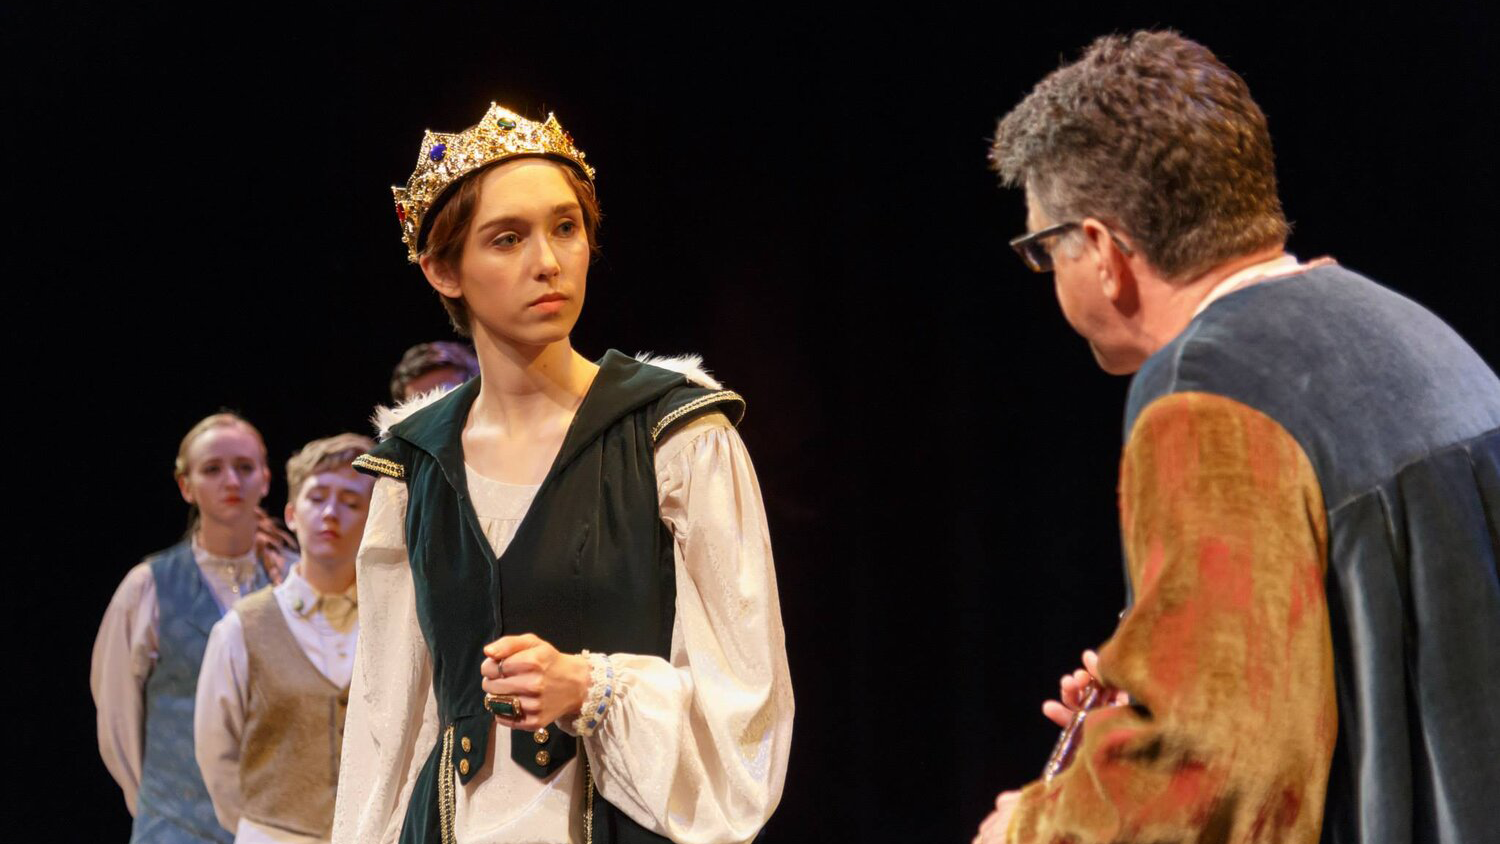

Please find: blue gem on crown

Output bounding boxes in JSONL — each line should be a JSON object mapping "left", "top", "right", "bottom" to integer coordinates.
{"left": 393, "top": 104, "right": 595, "bottom": 263}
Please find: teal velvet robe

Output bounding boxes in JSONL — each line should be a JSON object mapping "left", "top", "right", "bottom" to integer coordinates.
{"left": 353, "top": 351, "right": 745, "bottom": 844}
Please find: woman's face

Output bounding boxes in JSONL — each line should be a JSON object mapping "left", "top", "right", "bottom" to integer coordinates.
{"left": 284, "top": 466, "right": 374, "bottom": 567}
{"left": 427, "top": 158, "right": 591, "bottom": 348}
{"left": 178, "top": 424, "right": 270, "bottom": 527}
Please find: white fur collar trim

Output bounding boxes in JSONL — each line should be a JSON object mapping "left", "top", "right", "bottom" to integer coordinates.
{"left": 632, "top": 352, "right": 723, "bottom": 390}
{"left": 370, "top": 352, "right": 721, "bottom": 439}
{"left": 371, "top": 385, "right": 455, "bottom": 440}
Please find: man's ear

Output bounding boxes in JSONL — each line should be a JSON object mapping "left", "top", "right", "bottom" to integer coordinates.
{"left": 1081, "top": 218, "right": 1137, "bottom": 310}
{"left": 419, "top": 254, "right": 463, "bottom": 300}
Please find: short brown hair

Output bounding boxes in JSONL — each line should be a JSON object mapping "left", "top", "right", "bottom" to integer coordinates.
{"left": 990, "top": 31, "right": 1289, "bottom": 281}
{"left": 389, "top": 341, "right": 480, "bottom": 402}
{"left": 285, "top": 433, "right": 376, "bottom": 501}
{"left": 422, "top": 157, "right": 602, "bottom": 336}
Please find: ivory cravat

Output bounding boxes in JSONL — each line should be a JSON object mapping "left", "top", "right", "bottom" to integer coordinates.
{"left": 294, "top": 592, "right": 358, "bottom": 634}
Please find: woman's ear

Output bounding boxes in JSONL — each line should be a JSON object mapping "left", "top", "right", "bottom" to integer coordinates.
{"left": 419, "top": 254, "right": 464, "bottom": 300}
{"left": 177, "top": 473, "right": 195, "bottom": 505}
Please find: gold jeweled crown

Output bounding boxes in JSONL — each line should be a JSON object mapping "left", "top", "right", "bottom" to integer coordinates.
{"left": 392, "top": 103, "right": 595, "bottom": 262}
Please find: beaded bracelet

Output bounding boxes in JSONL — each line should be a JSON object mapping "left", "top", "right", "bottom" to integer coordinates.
{"left": 572, "top": 650, "right": 617, "bottom": 736}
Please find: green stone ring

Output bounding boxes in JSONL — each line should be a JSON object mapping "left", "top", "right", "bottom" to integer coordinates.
{"left": 484, "top": 693, "right": 523, "bottom": 718}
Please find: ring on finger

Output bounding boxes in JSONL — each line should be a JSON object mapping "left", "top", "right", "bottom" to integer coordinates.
{"left": 484, "top": 692, "right": 523, "bottom": 719}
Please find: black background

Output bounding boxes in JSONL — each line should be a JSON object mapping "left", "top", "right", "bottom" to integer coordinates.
{"left": 8, "top": 2, "right": 1497, "bottom": 841}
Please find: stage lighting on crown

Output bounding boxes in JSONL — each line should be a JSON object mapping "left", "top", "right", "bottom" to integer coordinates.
{"left": 392, "top": 103, "right": 595, "bottom": 262}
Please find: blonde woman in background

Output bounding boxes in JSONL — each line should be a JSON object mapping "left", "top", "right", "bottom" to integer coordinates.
{"left": 93, "top": 413, "right": 276, "bottom": 844}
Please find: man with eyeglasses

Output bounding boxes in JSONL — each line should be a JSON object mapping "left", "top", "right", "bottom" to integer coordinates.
{"left": 974, "top": 30, "right": 1500, "bottom": 844}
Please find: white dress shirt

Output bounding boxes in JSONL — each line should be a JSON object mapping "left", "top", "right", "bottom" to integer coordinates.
{"left": 194, "top": 566, "right": 359, "bottom": 844}
{"left": 91, "top": 541, "right": 263, "bottom": 815}
{"left": 333, "top": 412, "right": 794, "bottom": 844}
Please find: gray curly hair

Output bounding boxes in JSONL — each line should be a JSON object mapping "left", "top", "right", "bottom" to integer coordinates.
{"left": 991, "top": 31, "right": 1289, "bottom": 281}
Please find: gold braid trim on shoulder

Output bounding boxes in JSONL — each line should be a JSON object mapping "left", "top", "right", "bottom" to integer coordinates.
{"left": 352, "top": 453, "right": 406, "bottom": 480}
{"left": 651, "top": 390, "right": 744, "bottom": 442}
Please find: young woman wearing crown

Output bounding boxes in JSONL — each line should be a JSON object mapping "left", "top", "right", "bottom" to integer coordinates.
{"left": 332, "top": 104, "right": 793, "bottom": 844}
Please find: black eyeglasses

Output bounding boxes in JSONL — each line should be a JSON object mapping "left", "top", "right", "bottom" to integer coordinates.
{"left": 1009, "top": 221, "right": 1134, "bottom": 273}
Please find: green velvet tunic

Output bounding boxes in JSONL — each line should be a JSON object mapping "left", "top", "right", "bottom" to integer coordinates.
{"left": 353, "top": 350, "right": 744, "bottom": 844}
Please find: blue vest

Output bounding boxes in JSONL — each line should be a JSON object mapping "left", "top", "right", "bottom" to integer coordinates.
{"left": 132, "top": 541, "right": 267, "bottom": 844}
{"left": 1126, "top": 265, "right": 1500, "bottom": 844}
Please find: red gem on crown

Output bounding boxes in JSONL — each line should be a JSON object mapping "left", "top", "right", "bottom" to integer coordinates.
{"left": 396, "top": 204, "right": 407, "bottom": 224}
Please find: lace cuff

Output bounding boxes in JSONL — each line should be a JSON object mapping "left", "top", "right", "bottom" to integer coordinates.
{"left": 570, "top": 651, "right": 617, "bottom": 736}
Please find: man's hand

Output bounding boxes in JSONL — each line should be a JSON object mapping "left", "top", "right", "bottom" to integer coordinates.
{"left": 1042, "top": 649, "right": 1128, "bottom": 728}
{"left": 480, "top": 633, "right": 591, "bottom": 732}
{"left": 973, "top": 790, "right": 1022, "bottom": 844}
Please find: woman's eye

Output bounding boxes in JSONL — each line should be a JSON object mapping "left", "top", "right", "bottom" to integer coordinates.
{"left": 556, "top": 220, "right": 578, "bottom": 237}
{"left": 492, "top": 233, "right": 520, "bottom": 248}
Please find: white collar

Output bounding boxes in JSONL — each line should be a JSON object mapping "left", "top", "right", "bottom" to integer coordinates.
{"left": 1192, "top": 253, "right": 1334, "bottom": 317}
{"left": 191, "top": 538, "right": 258, "bottom": 573}
{"left": 280, "top": 564, "right": 357, "bottom": 616}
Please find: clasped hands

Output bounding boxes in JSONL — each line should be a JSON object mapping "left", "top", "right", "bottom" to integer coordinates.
{"left": 479, "top": 633, "right": 592, "bottom": 732}
{"left": 972, "top": 650, "right": 1129, "bottom": 844}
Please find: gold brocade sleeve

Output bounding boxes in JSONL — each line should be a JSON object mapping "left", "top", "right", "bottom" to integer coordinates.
{"left": 1010, "top": 391, "right": 1337, "bottom": 844}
